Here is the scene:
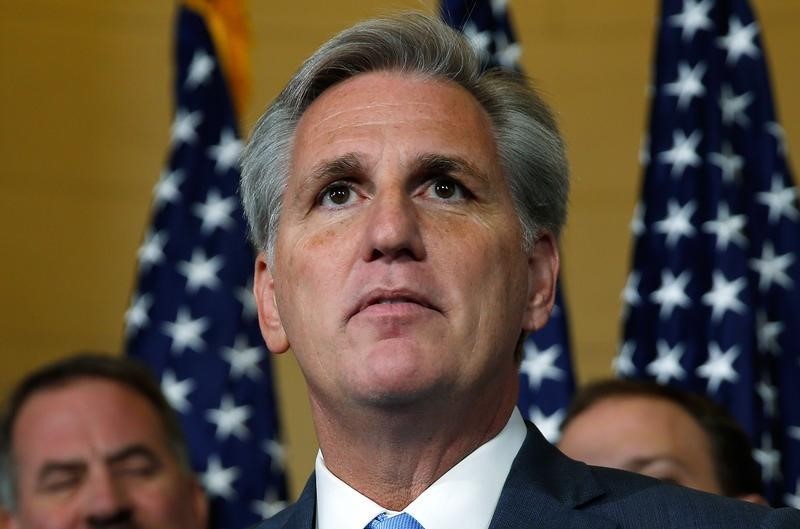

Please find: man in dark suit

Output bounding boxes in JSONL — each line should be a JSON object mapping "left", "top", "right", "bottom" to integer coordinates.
{"left": 240, "top": 12, "right": 800, "bottom": 529}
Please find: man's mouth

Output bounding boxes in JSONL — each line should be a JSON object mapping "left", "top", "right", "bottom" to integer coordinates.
{"left": 348, "top": 289, "right": 439, "bottom": 321}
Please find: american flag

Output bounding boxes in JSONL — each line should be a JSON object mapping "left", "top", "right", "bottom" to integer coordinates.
{"left": 124, "top": 3, "right": 288, "bottom": 528}
{"left": 619, "top": 0, "right": 800, "bottom": 507}
{"left": 441, "top": 0, "right": 576, "bottom": 444}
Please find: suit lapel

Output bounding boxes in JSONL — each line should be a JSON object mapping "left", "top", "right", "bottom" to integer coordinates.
{"left": 488, "top": 423, "right": 617, "bottom": 529}
{"left": 279, "top": 474, "right": 317, "bottom": 529}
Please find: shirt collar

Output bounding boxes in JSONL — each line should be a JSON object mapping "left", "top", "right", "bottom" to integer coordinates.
{"left": 315, "top": 407, "right": 527, "bottom": 529}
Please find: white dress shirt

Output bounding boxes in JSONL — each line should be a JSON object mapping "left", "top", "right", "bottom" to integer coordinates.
{"left": 315, "top": 407, "right": 527, "bottom": 529}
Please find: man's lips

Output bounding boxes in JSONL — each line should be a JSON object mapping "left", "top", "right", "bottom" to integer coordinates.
{"left": 347, "top": 288, "right": 439, "bottom": 321}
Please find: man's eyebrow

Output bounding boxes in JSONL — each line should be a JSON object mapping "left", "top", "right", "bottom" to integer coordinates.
{"left": 307, "top": 153, "right": 366, "bottom": 184}
{"left": 411, "top": 153, "right": 490, "bottom": 183}
{"left": 106, "top": 444, "right": 162, "bottom": 466}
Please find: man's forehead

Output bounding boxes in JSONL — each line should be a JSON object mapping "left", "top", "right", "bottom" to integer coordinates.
{"left": 12, "top": 379, "right": 167, "bottom": 464}
{"left": 289, "top": 71, "right": 500, "bottom": 178}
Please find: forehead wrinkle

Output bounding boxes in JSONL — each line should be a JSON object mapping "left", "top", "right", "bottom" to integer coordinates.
{"left": 306, "top": 98, "right": 444, "bottom": 128}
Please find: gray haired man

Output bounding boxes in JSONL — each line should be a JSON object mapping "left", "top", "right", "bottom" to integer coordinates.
{"left": 241, "top": 12, "right": 800, "bottom": 529}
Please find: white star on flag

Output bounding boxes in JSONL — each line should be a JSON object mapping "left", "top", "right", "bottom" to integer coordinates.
{"left": 650, "top": 269, "right": 692, "bottom": 319}
{"left": 654, "top": 199, "right": 697, "bottom": 247}
{"left": 754, "top": 433, "right": 782, "bottom": 483}
{"left": 749, "top": 242, "right": 794, "bottom": 293}
{"left": 251, "top": 489, "right": 288, "bottom": 519}
{"left": 630, "top": 202, "right": 645, "bottom": 236}
{"left": 646, "top": 340, "right": 687, "bottom": 384}
{"left": 756, "top": 174, "right": 799, "bottom": 224}
{"left": 717, "top": 16, "right": 759, "bottom": 65}
{"left": 207, "top": 128, "right": 243, "bottom": 174}
{"left": 696, "top": 343, "right": 740, "bottom": 393}
{"left": 177, "top": 249, "right": 224, "bottom": 292}
{"left": 124, "top": 292, "right": 152, "bottom": 336}
{"left": 161, "top": 307, "right": 209, "bottom": 354}
{"left": 223, "top": 335, "right": 264, "bottom": 380}
{"left": 237, "top": 284, "right": 258, "bottom": 320}
{"left": 668, "top": 0, "right": 713, "bottom": 42}
{"left": 789, "top": 427, "right": 800, "bottom": 442}
{"left": 153, "top": 169, "right": 185, "bottom": 210}
{"left": 492, "top": 31, "right": 521, "bottom": 69}
{"left": 264, "top": 439, "right": 286, "bottom": 470}
{"left": 185, "top": 49, "right": 215, "bottom": 89}
{"left": 202, "top": 455, "right": 239, "bottom": 500}
{"left": 519, "top": 342, "right": 564, "bottom": 390}
{"left": 708, "top": 143, "right": 744, "bottom": 183}
{"left": 462, "top": 22, "right": 491, "bottom": 60}
{"left": 170, "top": 108, "right": 203, "bottom": 146}
{"left": 137, "top": 230, "right": 168, "bottom": 271}
{"left": 766, "top": 121, "right": 788, "bottom": 155}
{"left": 756, "top": 311, "right": 784, "bottom": 355}
{"left": 720, "top": 85, "right": 753, "bottom": 127}
{"left": 622, "top": 271, "right": 641, "bottom": 306}
{"left": 701, "top": 271, "right": 746, "bottom": 322}
{"left": 193, "top": 188, "right": 237, "bottom": 234}
{"left": 665, "top": 61, "right": 706, "bottom": 109}
{"left": 206, "top": 395, "right": 252, "bottom": 441}
{"left": 639, "top": 135, "right": 651, "bottom": 167}
{"left": 784, "top": 480, "right": 800, "bottom": 510}
{"left": 489, "top": 0, "right": 508, "bottom": 17}
{"left": 702, "top": 203, "right": 747, "bottom": 251}
{"left": 659, "top": 129, "right": 702, "bottom": 178}
{"left": 529, "top": 406, "right": 564, "bottom": 444}
{"left": 613, "top": 341, "right": 636, "bottom": 377}
{"left": 161, "top": 370, "right": 195, "bottom": 414}
{"left": 756, "top": 376, "right": 778, "bottom": 417}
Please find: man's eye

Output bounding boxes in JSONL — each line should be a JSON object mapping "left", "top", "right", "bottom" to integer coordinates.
{"left": 427, "top": 178, "right": 467, "bottom": 201}
{"left": 319, "top": 183, "right": 355, "bottom": 207}
{"left": 40, "top": 474, "right": 81, "bottom": 493}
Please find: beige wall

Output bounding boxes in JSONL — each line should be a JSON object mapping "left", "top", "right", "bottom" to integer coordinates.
{"left": 1, "top": 0, "right": 798, "bottom": 500}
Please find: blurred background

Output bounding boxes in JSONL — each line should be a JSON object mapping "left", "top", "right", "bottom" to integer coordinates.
{"left": 1, "top": 0, "right": 798, "bottom": 501}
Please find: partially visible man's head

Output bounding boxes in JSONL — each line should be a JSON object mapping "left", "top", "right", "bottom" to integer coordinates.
{"left": 0, "top": 353, "right": 208, "bottom": 529}
{"left": 558, "top": 379, "right": 765, "bottom": 504}
{"left": 240, "top": 12, "right": 569, "bottom": 263}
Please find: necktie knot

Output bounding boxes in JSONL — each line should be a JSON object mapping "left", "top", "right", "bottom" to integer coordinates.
{"left": 366, "top": 512, "right": 425, "bottom": 529}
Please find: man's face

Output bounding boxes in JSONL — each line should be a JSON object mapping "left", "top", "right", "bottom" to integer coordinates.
{"left": 255, "top": 71, "right": 556, "bottom": 412}
{"left": 5, "top": 378, "right": 207, "bottom": 529}
{"left": 558, "top": 396, "right": 721, "bottom": 493}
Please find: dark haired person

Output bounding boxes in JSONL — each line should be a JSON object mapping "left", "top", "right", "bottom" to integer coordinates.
{"left": 240, "top": 12, "right": 800, "bottom": 529}
{"left": 559, "top": 378, "right": 767, "bottom": 504}
{"left": 0, "top": 353, "right": 208, "bottom": 529}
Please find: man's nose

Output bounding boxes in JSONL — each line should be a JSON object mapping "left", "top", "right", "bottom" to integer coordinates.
{"left": 83, "top": 471, "right": 134, "bottom": 528}
{"left": 360, "top": 187, "right": 426, "bottom": 262}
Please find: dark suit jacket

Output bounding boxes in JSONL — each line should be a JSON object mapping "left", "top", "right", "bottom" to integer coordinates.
{"left": 255, "top": 423, "right": 800, "bottom": 529}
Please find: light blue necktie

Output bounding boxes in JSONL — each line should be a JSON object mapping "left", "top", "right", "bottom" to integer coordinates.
{"left": 366, "top": 512, "right": 425, "bottom": 529}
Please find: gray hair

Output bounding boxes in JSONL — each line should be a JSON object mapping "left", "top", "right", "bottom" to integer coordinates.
{"left": 240, "top": 12, "right": 568, "bottom": 263}
{"left": 0, "top": 353, "right": 192, "bottom": 512}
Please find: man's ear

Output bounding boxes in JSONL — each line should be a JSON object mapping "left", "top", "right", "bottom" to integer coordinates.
{"left": 254, "top": 253, "right": 290, "bottom": 354}
{"left": 521, "top": 232, "right": 559, "bottom": 333}
{"left": 189, "top": 476, "right": 210, "bottom": 529}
